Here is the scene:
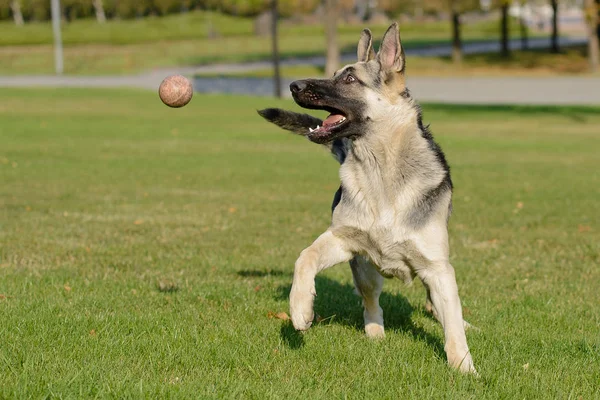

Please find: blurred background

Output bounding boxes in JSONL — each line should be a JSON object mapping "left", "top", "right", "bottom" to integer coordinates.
{"left": 1, "top": 3, "right": 599, "bottom": 397}
{"left": 0, "top": 0, "right": 598, "bottom": 101}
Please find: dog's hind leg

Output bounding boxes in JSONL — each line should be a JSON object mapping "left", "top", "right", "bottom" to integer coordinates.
{"left": 418, "top": 263, "right": 477, "bottom": 374}
{"left": 289, "top": 230, "right": 354, "bottom": 331}
{"left": 350, "top": 256, "right": 385, "bottom": 339}
{"left": 425, "top": 286, "right": 476, "bottom": 331}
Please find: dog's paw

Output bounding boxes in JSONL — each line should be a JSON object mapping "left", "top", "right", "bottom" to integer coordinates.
{"left": 448, "top": 349, "right": 478, "bottom": 375}
{"left": 289, "top": 286, "right": 315, "bottom": 331}
{"left": 365, "top": 323, "right": 385, "bottom": 339}
{"left": 458, "top": 357, "right": 478, "bottom": 376}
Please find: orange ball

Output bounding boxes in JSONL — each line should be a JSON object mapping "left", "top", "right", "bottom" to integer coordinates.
{"left": 158, "top": 75, "right": 193, "bottom": 108}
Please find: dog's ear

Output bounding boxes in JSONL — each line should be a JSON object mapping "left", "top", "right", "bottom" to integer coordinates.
{"left": 357, "top": 29, "right": 375, "bottom": 62}
{"left": 257, "top": 108, "right": 323, "bottom": 136}
{"left": 376, "top": 22, "right": 405, "bottom": 73}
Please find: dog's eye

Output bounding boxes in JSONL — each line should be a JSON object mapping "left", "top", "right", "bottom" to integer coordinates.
{"left": 345, "top": 75, "right": 356, "bottom": 83}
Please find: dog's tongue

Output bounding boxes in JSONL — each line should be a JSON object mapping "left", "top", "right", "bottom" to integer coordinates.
{"left": 322, "top": 113, "right": 345, "bottom": 127}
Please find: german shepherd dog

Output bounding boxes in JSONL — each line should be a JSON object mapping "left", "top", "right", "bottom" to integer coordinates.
{"left": 258, "top": 23, "right": 476, "bottom": 373}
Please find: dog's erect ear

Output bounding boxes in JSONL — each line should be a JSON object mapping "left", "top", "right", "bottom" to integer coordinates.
{"left": 376, "top": 22, "right": 405, "bottom": 73}
{"left": 257, "top": 108, "right": 323, "bottom": 136}
{"left": 357, "top": 29, "right": 375, "bottom": 62}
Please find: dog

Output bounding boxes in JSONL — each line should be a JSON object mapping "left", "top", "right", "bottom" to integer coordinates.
{"left": 258, "top": 23, "right": 476, "bottom": 374}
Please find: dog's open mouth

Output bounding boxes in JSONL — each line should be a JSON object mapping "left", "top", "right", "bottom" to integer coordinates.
{"left": 307, "top": 108, "right": 350, "bottom": 143}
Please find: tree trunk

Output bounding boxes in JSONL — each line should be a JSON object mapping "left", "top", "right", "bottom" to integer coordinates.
{"left": 355, "top": 0, "right": 368, "bottom": 21}
{"left": 520, "top": 1, "right": 528, "bottom": 50}
{"left": 271, "top": 0, "right": 282, "bottom": 98}
{"left": 501, "top": 3, "right": 510, "bottom": 57}
{"left": 92, "top": 0, "right": 107, "bottom": 23}
{"left": 550, "top": 0, "right": 559, "bottom": 52}
{"left": 596, "top": 0, "right": 600, "bottom": 43}
{"left": 324, "top": 0, "right": 340, "bottom": 77}
{"left": 586, "top": 0, "right": 599, "bottom": 71}
{"left": 451, "top": 11, "right": 462, "bottom": 64}
{"left": 10, "top": 0, "right": 24, "bottom": 26}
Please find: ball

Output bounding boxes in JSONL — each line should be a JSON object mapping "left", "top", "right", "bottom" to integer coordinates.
{"left": 158, "top": 75, "right": 193, "bottom": 108}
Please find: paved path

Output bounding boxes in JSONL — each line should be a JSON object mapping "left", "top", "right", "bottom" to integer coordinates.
{"left": 189, "top": 76, "right": 600, "bottom": 105}
{"left": 1, "top": 37, "right": 599, "bottom": 105}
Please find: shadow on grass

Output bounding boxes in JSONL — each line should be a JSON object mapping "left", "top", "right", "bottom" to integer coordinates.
{"left": 280, "top": 322, "right": 305, "bottom": 349}
{"left": 276, "top": 276, "right": 445, "bottom": 358}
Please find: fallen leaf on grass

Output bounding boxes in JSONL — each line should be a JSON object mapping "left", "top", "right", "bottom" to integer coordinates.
{"left": 134, "top": 219, "right": 144, "bottom": 225}
{"left": 157, "top": 280, "right": 178, "bottom": 293}
{"left": 578, "top": 225, "right": 591, "bottom": 233}
{"left": 228, "top": 207, "right": 237, "bottom": 214}
{"left": 89, "top": 329, "right": 96, "bottom": 336}
{"left": 254, "top": 285, "right": 261, "bottom": 292}
{"left": 513, "top": 201, "right": 524, "bottom": 214}
{"left": 471, "top": 239, "right": 500, "bottom": 249}
{"left": 267, "top": 311, "right": 290, "bottom": 321}
{"left": 64, "top": 284, "right": 72, "bottom": 292}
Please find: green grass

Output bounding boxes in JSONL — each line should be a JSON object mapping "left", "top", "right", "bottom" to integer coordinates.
{"left": 0, "top": 11, "right": 254, "bottom": 45}
{"left": 0, "top": 12, "right": 526, "bottom": 46}
{"left": 1, "top": 89, "right": 599, "bottom": 398}
{"left": 0, "top": 11, "right": 535, "bottom": 75}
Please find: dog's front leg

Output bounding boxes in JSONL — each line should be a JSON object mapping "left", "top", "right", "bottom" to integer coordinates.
{"left": 419, "top": 263, "right": 477, "bottom": 374}
{"left": 290, "top": 230, "right": 353, "bottom": 330}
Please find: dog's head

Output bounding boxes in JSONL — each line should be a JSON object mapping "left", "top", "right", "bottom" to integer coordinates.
{"left": 291, "top": 23, "right": 408, "bottom": 144}
{"left": 258, "top": 23, "right": 409, "bottom": 144}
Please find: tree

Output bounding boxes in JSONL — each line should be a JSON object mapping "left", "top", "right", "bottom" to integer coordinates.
{"left": 446, "top": 0, "right": 481, "bottom": 65}
{"left": 10, "top": 0, "right": 24, "bottom": 25}
{"left": 270, "top": 0, "right": 281, "bottom": 98}
{"left": 92, "top": 0, "right": 106, "bottom": 23}
{"left": 585, "top": 0, "right": 599, "bottom": 71}
{"left": 519, "top": 0, "right": 528, "bottom": 50}
{"left": 597, "top": 0, "right": 600, "bottom": 43}
{"left": 500, "top": 0, "right": 510, "bottom": 57}
{"left": 324, "top": 0, "right": 340, "bottom": 77}
{"left": 450, "top": 0, "right": 462, "bottom": 64}
{"left": 420, "top": 0, "right": 479, "bottom": 65}
{"left": 550, "top": 0, "right": 558, "bottom": 53}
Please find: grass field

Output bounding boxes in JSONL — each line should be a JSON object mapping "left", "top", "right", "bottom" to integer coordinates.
{"left": 0, "top": 11, "right": 535, "bottom": 75}
{"left": 1, "top": 89, "right": 599, "bottom": 398}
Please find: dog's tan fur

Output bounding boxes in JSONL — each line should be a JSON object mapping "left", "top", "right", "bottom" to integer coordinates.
{"left": 261, "top": 23, "right": 476, "bottom": 374}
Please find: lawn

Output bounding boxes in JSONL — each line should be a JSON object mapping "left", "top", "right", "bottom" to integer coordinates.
{"left": 0, "top": 89, "right": 599, "bottom": 398}
{"left": 0, "top": 11, "right": 534, "bottom": 75}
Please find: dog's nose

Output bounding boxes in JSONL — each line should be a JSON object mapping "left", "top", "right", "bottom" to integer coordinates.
{"left": 290, "top": 80, "right": 307, "bottom": 94}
